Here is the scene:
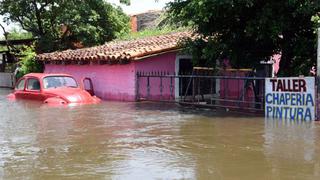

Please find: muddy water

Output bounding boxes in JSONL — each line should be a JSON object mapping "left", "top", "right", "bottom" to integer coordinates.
{"left": 0, "top": 89, "right": 320, "bottom": 180}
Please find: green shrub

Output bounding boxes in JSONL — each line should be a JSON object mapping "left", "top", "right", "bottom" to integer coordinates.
{"left": 16, "top": 46, "right": 43, "bottom": 79}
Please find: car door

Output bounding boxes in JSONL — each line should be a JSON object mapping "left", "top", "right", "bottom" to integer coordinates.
{"left": 25, "top": 77, "right": 44, "bottom": 101}
{"left": 14, "top": 78, "right": 27, "bottom": 99}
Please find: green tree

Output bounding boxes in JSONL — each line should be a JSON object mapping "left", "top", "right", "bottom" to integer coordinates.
{"left": 6, "top": 29, "right": 33, "bottom": 40}
{"left": 167, "top": 0, "right": 320, "bottom": 76}
{"left": 16, "top": 45, "right": 42, "bottom": 79}
{"left": 0, "top": 0, "right": 130, "bottom": 52}
{"left": 0, "top": 28, "right": 33, "bottom": 52}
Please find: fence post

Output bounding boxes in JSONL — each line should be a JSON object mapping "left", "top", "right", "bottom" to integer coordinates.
{"left": 170, "top": 76, "right": 174, "bottom": 100}
{"left": 147, "top": 76, "right": 150, "bottom": 100}
{"left": 135, "top": 72, "right": 140, "bottom": 101}
{"left": 160, "top": 75, "right": 163, "bottom": 100}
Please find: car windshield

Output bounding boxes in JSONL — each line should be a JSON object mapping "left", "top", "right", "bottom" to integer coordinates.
{"left": 43, "top": 76, "right": 78, "bottom": 89}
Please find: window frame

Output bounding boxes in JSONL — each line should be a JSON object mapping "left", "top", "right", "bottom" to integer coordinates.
{"left": 43, "top": 76, "right": 78, "bottom": 89}
{"left": 26, "top": 77, "right": 41, "bottom": 92}
{"left": 15, "top": 78, "right": 26, "bottom": 91}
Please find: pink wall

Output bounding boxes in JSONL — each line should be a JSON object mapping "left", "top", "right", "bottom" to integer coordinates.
{"left": 272, "top": 54, "right": 281, "bottom": 75}
{"left": 134, "top": 52, "right": 177, "bottom": 100}
{"left": 219, "top": 70, "right": 256, "bottom": 108}
{"left": 44, "top": 52, "right": 177, "bottom": 101}
{"left": 45, "top": 64, "right": 136, "bottom": 101}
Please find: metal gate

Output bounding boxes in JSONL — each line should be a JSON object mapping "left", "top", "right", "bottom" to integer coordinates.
{"left": 136, "top": 71, "right": 266, "bottom": 112}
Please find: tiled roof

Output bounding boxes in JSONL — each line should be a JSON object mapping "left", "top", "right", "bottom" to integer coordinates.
{"left": 37, "top": 31, "right": 191, "bottom": 63}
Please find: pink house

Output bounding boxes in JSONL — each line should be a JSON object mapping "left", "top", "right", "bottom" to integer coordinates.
{"left": 37, "top": 32, "right": 193, "bottom": 101}
{"left": 37, "top": 31, "right": 278, "bottom": 104}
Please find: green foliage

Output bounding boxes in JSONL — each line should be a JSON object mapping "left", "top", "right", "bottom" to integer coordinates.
{"left": 16, "top": 46, "right": 42, "bottom": 79}
{"left": 0, "top": 29, "right": 33, "bottom": 51}
{"left": 0, "top": 0, "right": 130, "bottom": 52}
{"left": 312, "top": 13, "right": 320, "bottom": 27}
{"left": 6, "top": 29, "right": 33, "bottom": 40}
{"left": 120, "top": 0, "right": 131, "bottom": 5}
{"left": 167, "top": 0, "right": 320, "bottom": 76}
{"left": 0, "top": 28, "right": 33, "bottom": 41}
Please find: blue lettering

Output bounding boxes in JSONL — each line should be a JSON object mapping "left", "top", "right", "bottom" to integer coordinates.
{"left": 280, "top": 94, "right": 285, "bottom": 105}
{"left": 291, "top": 94, "right": 296, "bottom": 106}
{"left": 285, "top": 93, "right": 290, "bottom": 105}
{"left": 266, "top": 106, "right": 272, "bottom": 118}
{"left": 266, "top": 93, "right": 273, "bottom": 104}
{"left": 276, "top": 107, "right": 282, "bottom": 119}
{"left": 283, "top": 107, "right": 290, "bottom": 119}
{"left": 296, "top": 108, "right": 304, "bottom": 120}
{"left": 290, "top": 108, "right": 296, "bottom": 120}
{"left": 296, "top": 94, "right": 301, "bottom": 106}
{"left": 304, "top": 108, "right": 312, "bottom": 121}
{"left": 273, "top": 93, "right": 279, "bottom": 104}
{"left": 306, "top": 94, "right": 314, "bottom": 106}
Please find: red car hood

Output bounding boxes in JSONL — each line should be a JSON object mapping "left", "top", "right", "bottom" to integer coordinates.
{"left": 43, "top": 87, "right": 97, "bottom": 103}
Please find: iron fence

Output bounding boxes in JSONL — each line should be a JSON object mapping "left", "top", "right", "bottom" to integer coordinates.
{"left": 136, "top": 71, "right": 266, "bottom": 112}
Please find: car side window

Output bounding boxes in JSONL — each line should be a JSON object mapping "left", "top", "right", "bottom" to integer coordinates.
{"left": 27, "top": 78, "right": 41, "bottom": 91}
{"left": 15, "top": 79, "right": 25, "bottom": 90}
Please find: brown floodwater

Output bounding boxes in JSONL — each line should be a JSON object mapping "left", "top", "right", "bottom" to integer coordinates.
{"left": 0, "top": 89, "right": 320, "bottom": 180}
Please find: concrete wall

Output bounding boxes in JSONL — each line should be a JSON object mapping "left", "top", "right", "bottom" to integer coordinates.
{"left": 131, "top": 11, "right": 163, "bottom": 31}
{"left": 0, "top": 73, "right": 13, "bottom": 88}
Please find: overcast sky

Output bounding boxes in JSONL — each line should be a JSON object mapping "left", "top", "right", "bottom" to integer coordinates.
{"left": 0, "top": 0, "right": 173, "bottom": 33}
{"left": 108, "top": 0, "right": 172, "bottom": 15}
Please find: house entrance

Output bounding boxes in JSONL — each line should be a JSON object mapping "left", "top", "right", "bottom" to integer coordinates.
{"left": 178, "top": 58, "right": 193, "bottom": 96}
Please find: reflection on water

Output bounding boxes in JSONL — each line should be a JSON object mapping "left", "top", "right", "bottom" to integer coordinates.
{"left": 264, "top": 119, "right": 320, "bottom": 179}
{"left": 0, "top": 89, "right": 320, "bottom": 179}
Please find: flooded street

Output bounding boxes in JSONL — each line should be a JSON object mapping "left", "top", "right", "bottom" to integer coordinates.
{"left": 0, "top": 89, "right": 320, "bottom": 180}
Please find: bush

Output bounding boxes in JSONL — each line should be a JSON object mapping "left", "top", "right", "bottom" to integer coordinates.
{"left": 16, "top": 46, "right": 43, "bottom": 79}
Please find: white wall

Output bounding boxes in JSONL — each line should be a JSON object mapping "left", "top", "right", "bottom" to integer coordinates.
{"left": 0, "top": 73, "right": 13, "bottom": 88}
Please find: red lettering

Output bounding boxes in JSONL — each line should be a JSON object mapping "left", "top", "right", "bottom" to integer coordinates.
{"left": 270, "top": 79, "right": 277, "bottom": 91}
{"left": 277, "top": 80, "right": 283, "bottom": 91}
{"left": 270, "top": 78, "right": 307, "bottom": 92}
{"left": 292, "top": 79, "right": 299, "bottom": 92}
{"left": 299, "top": 79, "right": 306, "bottom": 92}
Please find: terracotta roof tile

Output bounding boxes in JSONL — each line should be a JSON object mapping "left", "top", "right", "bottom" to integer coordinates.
{"left": 37, "top": 31, "right": 191, "bottom": 63}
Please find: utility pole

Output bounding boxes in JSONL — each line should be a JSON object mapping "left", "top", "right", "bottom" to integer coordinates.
{"left": 318, "top": 27, "right": 320, "bottom": 78}
{"left": 317, "top": 27, "right": 320, "bottom": 120}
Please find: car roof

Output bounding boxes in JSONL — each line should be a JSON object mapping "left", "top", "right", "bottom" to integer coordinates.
{"left": 23, "top": 73, "right": 74, "bottom": 79}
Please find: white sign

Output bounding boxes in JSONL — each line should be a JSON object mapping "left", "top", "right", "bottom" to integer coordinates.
{"left": 265, "top": 77, "right": 315, "bottom": 121}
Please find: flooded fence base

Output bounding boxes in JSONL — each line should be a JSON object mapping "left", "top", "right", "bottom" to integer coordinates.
{"left": 136, "top": 72, "right": 320, "bottom": 120}
{"left": 136, "top": 71, "right": 266, "bottom": 113}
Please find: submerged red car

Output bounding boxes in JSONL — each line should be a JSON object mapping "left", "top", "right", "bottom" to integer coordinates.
{"left": 8, "top": 73, "right": 101, "bottom": 105}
